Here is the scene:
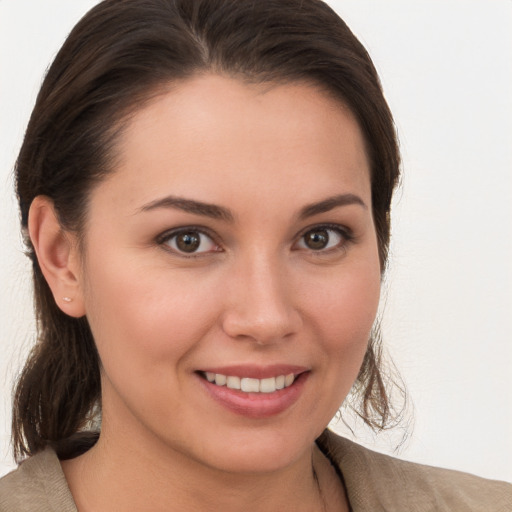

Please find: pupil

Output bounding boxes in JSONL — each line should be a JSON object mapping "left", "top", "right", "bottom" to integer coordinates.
{"left": 306, "top": 230, "right": 328, "bottom": 250}
{"left": 177, "top": 232, "right": 200, "bottom": 252}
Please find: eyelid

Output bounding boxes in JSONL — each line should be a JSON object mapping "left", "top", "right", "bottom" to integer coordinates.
{"left": 155, "top": 222, "right": 353, "bottom": 257}
{"left": 156, "top": 225, "right": 222, "bottom": 256}
{"left": 293, "top": 223, "right": 354, "bottom": 251}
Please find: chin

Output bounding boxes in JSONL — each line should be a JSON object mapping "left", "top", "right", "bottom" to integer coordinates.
{"left": 181, "top": 424, "right": 321, "bottom": 475}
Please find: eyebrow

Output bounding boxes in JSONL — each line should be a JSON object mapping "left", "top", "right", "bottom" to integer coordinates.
{"left": 139, "top": 196, "right": 234, "bottom": 222}
{"left": 138, "top": 192, "right": 366, "bottom": 222}
{"left": 298, "top": 193, "right": 367, "bottom": 219}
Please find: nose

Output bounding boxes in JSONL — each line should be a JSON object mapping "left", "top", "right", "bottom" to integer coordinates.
{"left": 221, "top": 255, "right": 302, "bottom": 345}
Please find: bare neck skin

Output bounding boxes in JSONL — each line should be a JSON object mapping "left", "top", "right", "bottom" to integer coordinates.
{"left": 61, "top": 426, "right": 349, "bottom": 512}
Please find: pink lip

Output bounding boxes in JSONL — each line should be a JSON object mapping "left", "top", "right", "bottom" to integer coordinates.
{"left": 196, "top": 367, "right": 309, "bottom": 419}
{"left": 198, "top": 364, "right": 308, "bottom": 379}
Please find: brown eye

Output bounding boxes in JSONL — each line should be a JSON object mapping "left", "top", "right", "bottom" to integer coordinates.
{"left": 176, "top": 232, "right": 200, "bottom": 252}
{"left": 304, "top": 229, "right": 329, "bottom": 250}
{"left": 163, "top": 229, "right": 218, "bottom": 255}
{"left": 297, "top": 227, "right": 346, "bottom": 251}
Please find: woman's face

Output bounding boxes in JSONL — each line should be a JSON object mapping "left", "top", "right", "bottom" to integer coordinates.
{"left": 75, "top": 74, "right": 381, "bottom": 473}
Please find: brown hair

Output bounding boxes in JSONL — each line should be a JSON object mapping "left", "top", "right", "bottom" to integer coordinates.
{"left": 13, "top": 0, "right": 402, "bottom": 461}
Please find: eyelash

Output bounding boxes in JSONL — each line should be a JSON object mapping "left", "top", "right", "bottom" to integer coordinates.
{"left": 156, "top": 223, "right": 354, "bottom": 258}
{"left": 294, "top": 223, "right": 354, "bottom": 255}
{"left": 156, "top": 226, "right": 221, "bottom": 259}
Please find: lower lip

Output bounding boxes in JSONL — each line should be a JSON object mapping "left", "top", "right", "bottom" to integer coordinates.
{"left": 198, "top": 372, "right": 309, "bottom": 419}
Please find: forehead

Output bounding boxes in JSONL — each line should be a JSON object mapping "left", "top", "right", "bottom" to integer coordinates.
{"left": 98, "top": 74, "right": 371, "bottom": 215}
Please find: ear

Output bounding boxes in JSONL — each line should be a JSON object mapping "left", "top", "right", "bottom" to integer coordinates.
{"left": 28, "top": 196, "right": 86, "bottom": 318}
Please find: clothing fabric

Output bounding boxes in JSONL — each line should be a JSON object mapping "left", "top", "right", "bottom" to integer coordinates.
{"left": 1, "top": 429, "right": 510, "bottom": 511}
{"left": 316, "top": 430, "right": 511, "bottom": 511}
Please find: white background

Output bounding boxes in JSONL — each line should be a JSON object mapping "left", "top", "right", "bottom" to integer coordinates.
{"left": 1, "top": 0, "right": 511, "bottom": 482}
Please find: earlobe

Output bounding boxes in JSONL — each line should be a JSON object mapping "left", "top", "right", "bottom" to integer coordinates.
{"left": 28, "top": 196, "right": 86, "bottom": 318}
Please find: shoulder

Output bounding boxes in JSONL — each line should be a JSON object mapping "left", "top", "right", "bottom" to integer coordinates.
{"left": 0, "top": 448, "right": 77, "bottom": 512}
{"left": 317, "top": 429, "right": 512, "bottom": 512}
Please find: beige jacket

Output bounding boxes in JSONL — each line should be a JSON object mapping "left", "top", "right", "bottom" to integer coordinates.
{"left": 1, "top": 430, "right": 510, "bottom": 511}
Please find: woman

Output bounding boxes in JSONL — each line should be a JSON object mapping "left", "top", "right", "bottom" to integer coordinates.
{"left": 0, "top": 0, "right": 510, "bottom": 510}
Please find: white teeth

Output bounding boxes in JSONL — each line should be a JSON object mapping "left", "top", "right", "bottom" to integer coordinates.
{"left": 241, "top": 377, "right": 260, "bottom": 392}
{"left": 259, "top": 377, "right": 276, "bottom": 393}
{"left": 215, "top": 374, "right": 227, "bottom": 386}
{"left": 204, "top": 372, "right": 297, "bottom": 393}
{"left": 226, "top": 376, "right": 241, "bottom": 390}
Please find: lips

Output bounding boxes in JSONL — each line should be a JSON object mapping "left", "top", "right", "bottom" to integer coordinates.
{"left": 197, "top": 365, "right": 309, "bottom": 418}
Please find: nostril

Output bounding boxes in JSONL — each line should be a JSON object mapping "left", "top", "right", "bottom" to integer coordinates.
{"left": 221, "top": 311, "right": 301, "bottom": 345}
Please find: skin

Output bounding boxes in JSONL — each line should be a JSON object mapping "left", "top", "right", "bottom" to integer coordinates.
{"left": 30, "top": 74, "right": 381, "bottom": 511}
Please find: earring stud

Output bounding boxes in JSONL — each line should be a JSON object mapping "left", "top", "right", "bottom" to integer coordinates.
{"left": 63, "top": 297, "right": 73, "bottom": 303}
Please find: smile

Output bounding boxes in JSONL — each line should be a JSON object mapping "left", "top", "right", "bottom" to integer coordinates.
{"left": 203, "top": 372, "right": 296, "bottom": 393}
{"left": 197, "top": 366, "right": 309, "bottom": 418}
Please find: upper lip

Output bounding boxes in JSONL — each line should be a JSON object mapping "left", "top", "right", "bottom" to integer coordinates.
{"left": 197, "top": 364, "right": 309, "bottom": 379}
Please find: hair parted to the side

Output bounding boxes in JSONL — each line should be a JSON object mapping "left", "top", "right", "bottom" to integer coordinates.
{"left": 13, "top": 0, "right": 402, "bottom": 461}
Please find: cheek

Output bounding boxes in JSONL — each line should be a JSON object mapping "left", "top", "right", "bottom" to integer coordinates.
{"left": 302, "top": 252, "right": 381, "bottom": 390}
{"left": 307, "top": 263, "right": 381, "bottom": 346}
{"left": 291, "top": 254, "right": 381, "bottom": 432}
{"left": 81, "top": 253, "right": 220, "bottom": 369}
{"left": 80, "top": 255, "right": 225, "bottom": 427}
